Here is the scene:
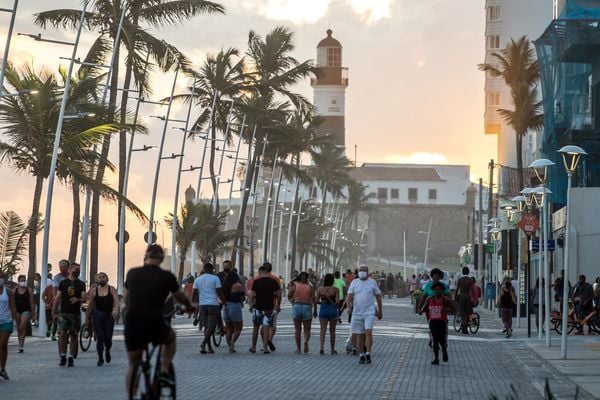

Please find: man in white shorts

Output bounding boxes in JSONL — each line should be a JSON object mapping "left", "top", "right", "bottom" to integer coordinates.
{"left": 346, "top": 265, "right": 383, "bottom": 364}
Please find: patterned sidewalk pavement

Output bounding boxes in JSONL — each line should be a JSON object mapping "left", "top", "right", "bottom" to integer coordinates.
{"left": 1, "top": 296, "right": 594, "bottom": 400}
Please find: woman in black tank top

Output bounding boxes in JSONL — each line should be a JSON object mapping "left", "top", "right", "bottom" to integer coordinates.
{"left": 85, "top": 273, "right": 119, "bottom": 366}
{"left": 15, "top": 275, "right": 35, "bottom": 353}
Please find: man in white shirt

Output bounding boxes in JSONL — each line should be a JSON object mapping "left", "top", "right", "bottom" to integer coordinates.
{"left": 346, "top": 265, "right": 383, "bottom": 365}
{"left": 192, "top": 263, "right": 226, "bottom": 354}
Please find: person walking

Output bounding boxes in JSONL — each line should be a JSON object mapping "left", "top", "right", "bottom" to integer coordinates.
{"left": 498, "top": 278, "right": 516, "bottom": 338}
{"left": 346, "top": 265, "right": 383, "bottom": 365}
{"left": 192, "top": 263, "right": 227, "bottom": 354}
{"left": 532, "top": 278, "right": 545, "bottom": 333}
{"left": 249, "top": 265, "right": 281, "bottom": 354}
{"left": 85, "top": 272, "right": 119, "bottom": 366}
{"left": 572, "top": 274, "right": 594, "bottom": 335}
{"left": 386, "top": 273, "right": 395, "bottom": 299}
{"left": 316, "top": 273, "right": 339, "bottom": 355}
{"left": 409, "top": 274, "right": 419, "bottom": 304}
{"left": 52, "top": 262, "right": 86, "bottom": 367}
{"left": 420, "top": 282, "right": 454, "bottom": 365}
{"left": 287, "top": 272, "right": 316, "bottom": 354}
{"left": 333, "top": 271, "right": 346, "bottom": 323}
{"left": 42, "top": 277, "right": 57, "bottom": 340}
{"left": 221, "top": 270, "right": 245, "bottom": 353}
{"left": 0, "top": 273, "right": 18, "bottom": 379}
{"left": 455, "top": 267, "right": 474, "bottom": 334}
{"left": 14, "top": 275, "right": 36, "bottom": 353}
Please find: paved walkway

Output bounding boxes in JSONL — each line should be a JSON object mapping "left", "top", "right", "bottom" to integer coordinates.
{"left": 1, "top": 297, "right": 596, "bottom": 400}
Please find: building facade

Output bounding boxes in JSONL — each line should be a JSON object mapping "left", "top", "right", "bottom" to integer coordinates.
{"left": 483, "top": 0, "right": 553, "bottom": 168}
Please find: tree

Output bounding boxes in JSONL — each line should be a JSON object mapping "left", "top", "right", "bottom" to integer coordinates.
{"left": 295, "top": 200, "right": 336, "bottom": 271}
{"left": 0, "top": 211, "right": 28, "bottom": 277}
{"left": 35, "top": 0, "right": 225, "bottom": 277}
{"left": 165, "top": 200, "right": 236, "bottom": 282}
{"left": 478, "top": 36, "right": 543, "bottom": 191}
{"left": 344, "top": 180, "right": 375, "bottom": 229}
{"left": 310, "top": 144, "right": 351, "bottom": 217}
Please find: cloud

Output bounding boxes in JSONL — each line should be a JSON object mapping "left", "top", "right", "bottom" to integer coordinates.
{"left": 235, "top": 0, "right": 395, "bottom": 24}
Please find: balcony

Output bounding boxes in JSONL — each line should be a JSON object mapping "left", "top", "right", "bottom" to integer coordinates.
{"left": 311, "top": 67, "right": 349, "bottom": 87}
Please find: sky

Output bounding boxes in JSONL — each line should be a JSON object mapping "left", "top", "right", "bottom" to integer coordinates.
{"left": 0, "top": 0, "right": 498, "bottom": 279}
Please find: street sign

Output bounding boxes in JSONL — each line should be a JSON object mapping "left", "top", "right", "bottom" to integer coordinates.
{"left": 518, "top": 213, "right": 539, "bottom": 237}
{"left": 529, "top": 238, "right": 555, "bottom": 252}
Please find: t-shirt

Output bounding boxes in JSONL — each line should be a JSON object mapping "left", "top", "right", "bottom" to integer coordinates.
{"left": 333, "top": 278, "right": 346, "bottom": 301}
{"left": 125, "top": 264, "right": 179, "bottom": 320}
{"left": 422, "top": 280, "right": 450, "bottom": 297}
{"left": 58, "top": 278, "right": 86, "bottom": 315}
{"left": 251, "top": 277, "right": 280, "bottom": 311}
{"left": 193, "top": 274, "right": 221, "bottom": 306}
{"left": 348, "top": 278, "right": 381, "bottom": 315}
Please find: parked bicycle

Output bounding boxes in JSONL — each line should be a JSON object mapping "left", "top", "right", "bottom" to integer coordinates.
{"left": 551, "top": 301, "right": 600, "bottom": 334}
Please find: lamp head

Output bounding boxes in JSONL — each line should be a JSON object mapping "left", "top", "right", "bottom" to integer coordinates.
{"left": 490, "top": 228, "right": 501, "bottom": 242}
{"left": 531, "top": 186, "right": 552, "bottom": 207}
{"left": 489, "top": 217, "right": 501, "bottom": 228}
{"left": 511, "top": 195, "right": 527, "bottom": 212}
{"left": 520, "top": 187, "right": 535, "bottom": 207}
{"left": 528, "top": 158, "right": 555, "bottom": 183}
{"left": 558, "top": 145, "right": 587, "bottom": 174}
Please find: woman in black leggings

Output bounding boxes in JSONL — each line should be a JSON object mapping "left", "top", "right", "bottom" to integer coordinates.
{"left": 86, "top": 273, "right": 119, "bottom": 366}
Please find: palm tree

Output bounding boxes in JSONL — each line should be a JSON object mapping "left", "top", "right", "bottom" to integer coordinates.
{"left": 310, "top": 144, "right": 351, "bottom": 217}
{"left": 35, "top": 0, "right": 225, "bottom": 277}
{"left": 165, "top": 200, "right": 236, "bottom": 281}
{"left": 295, "top": 200, "right": 336, "bottom": 271}
{"left": 0, "top": 64, "right": 146, "bottom": 286}
{"left": 344, "top": 180, "right": 375, "bottom": 229}
{"left": 0, "top": 211, "right": 28, "bottom": 277}
{"left": 478, "top": 36, "right": 543, "bottom": 191}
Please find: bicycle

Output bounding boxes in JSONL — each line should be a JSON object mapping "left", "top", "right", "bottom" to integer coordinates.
{"left": 129, "top": 342, "right": 176, "bottom": 400}
{"left": 552, "top": 301, "right": 600, "bottom": 334}
{"left": 212, "top": 322, "right": 224, "bottom": 347}
{"left": 453, "top": 312, "right": 480, "bottom": 334}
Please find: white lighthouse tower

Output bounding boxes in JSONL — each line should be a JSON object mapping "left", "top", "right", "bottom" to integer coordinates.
{"left": 312, "top": 29, "right": 349, "bottom": 147}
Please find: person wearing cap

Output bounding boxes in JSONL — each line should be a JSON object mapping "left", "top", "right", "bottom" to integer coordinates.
{"left": 346, "top": 265, "right": 383, "bottom": 365}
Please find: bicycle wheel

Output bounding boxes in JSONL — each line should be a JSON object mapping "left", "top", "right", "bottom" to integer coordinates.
{"left": 469, "top": 313, "right": 480, "bottom": 334}
{"left": 552, "top": 317, "right": 562, "bottom": 333}
{"left": 453, "top": 313, "right": 462, "bottom": 332}
{"left": 129, "top": 362, "right": 151, "bottom": 400}
{"left": 212, "top": 326, "right": 223, "bottom": 347}
{"left": 79, "top": 324, "right": 92, "bottom": 352}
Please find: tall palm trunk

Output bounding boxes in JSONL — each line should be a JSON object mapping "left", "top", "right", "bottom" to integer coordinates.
{"left": 91, "top": 44, "right": 120, "bottom": 278}
{"left": 27, "top": 175, "right": 44, "bottom": 286}
{"left": 290, "top": 157, "right": 301, "bottom": 272}
{"left": 209, "top": 123, "right": 219, "bottom": 212}
{"left": 178, "top": 245, "right": 187, "bottom": 283}
{"left": 68, "top": 179, "right": 81, "bottom": 262}
{"left": 516, "top": 132, "right": 525, "bottom": 191}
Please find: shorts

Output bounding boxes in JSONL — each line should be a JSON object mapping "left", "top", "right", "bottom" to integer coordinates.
{"left": 252, "top": 309, "right": 276, "bottom": 327}
{"left": 319, "top": 303, "right": 338, "bottom": 321}
{"left": 292, "top": 303, "right": 313, "bottom": 320}
{"left": 59, "top": 313, "right": 81, "bottom": 336}
{"left": 125, "top": 316, "right": 172, "bottom": 352}
{"left": 351, "top": 313, "right": 376, "bottom": 334}
{"left": 222, "top": 302, "right": 243, "bottom": 323}
{"left": 200, "top": 305, "right": 220, "bottom": 331}
{"left": 0, "top": 321, "right": 13, "bottom": 333}
{"left": 17, "top": 311, "right": 32, "bottom": 320}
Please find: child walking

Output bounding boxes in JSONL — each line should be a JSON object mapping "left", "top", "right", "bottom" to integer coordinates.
{"left": 420, "top": 281, "right": 454, "bottom": 365}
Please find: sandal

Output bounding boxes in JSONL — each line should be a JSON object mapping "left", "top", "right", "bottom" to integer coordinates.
{"left": 331, "top": 350, "right": 338, "bottom": 355}
{"left": 249, "top": 348, "right": 256, "bottom": 353}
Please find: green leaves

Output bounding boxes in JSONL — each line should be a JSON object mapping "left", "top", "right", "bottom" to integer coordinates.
{"left": 0, "top": 211, "right": 28, "bottom": 277}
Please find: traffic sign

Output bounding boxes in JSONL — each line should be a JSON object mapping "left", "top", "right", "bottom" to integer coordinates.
{"left": 529, "top": 238, "right": 555, "bottom": 252}
{"left": 518, "top": 213, "right": 539, "bottom": 237}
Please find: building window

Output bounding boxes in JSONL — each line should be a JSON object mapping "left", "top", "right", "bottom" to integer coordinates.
{"left": 487, "top": 6, "right": 501, "bottom": 21}
{"left": 390, "top": 189, "right": 399, "bottom": 199}
{"left": 486, "top": 92, "right": 500, "bottom": 106}
{"left": 486, "top": 35, "right": 500, "bottom": 50}
{"left": 408, "top": 188, "right": 418, "bottom": 202}
{"left": 429, "top": 189, "right": 437, "bottom": 200}
{"left": 327, "top": 47, "right": 341, "bottom": 67}
{"left": 377, "top": 188, "right": 388, "bottom": 200}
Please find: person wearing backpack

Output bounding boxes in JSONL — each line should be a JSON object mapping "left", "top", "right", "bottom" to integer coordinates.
{"left": 498, "top": 277, "right": 516, "bottom": 338}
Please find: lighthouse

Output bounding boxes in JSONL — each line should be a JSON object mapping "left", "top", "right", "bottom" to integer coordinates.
{"left": 312, "top": 29, "right": 349, "bottom": 147}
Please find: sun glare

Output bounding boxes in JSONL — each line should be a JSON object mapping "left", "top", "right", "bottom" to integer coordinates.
{"left": 385, "top": 152, "right": 449, "bottom": 165}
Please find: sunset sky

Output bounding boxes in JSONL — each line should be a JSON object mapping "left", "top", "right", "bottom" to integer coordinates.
{"left": 0, "top": 0, "right": 496, "bottom": 278}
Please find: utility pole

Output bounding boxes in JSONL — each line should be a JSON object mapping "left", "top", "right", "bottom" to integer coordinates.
{"left": 478, "top": 178, "right": 484, "bottom": 280}
{"left": 487, "top": 159, "right": 495, "bottom": 294}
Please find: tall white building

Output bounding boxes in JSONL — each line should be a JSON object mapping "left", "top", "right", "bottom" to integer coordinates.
{"left": 483, "top": 0, "right": 553, "bottom": 168}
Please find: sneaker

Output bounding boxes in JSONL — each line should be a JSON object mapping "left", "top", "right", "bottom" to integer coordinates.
{"left": 158, "top": 371, "right": 175, "bottom": 387}
{"left": 0, "top": 369, "right": 9, "bottom": 380}
{"left": 431, "top": 359, "right": 440, "bottom": 365}
{"left": 18, "top": 347, "right": 23, "bottom": 353}
{"left": 365, "top": 353, "right": 372, "bottom": 364}
{"left": 267, "top": 340, "right": 276, "bottom": 352}
{"left": 105, "top": 350, "right": 111, "bottom": 364}
{"left": 67, "top": 357, "right": 74, "bottom": 367}
{"left": 359, "top": 354, "right": 366, "bottom": 364}
{"left": 97, "top": 358, "right": 104, "bottom": 366}
{"left": 442, "top": 352, "right": 449, "bottom": 362}
{"left": 59, "top": 355, "right": 67, "bottom": 367}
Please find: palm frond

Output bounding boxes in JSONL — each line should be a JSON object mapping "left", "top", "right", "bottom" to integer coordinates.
{"left": 0, "top": 211, "right": 28, "bottom": 276}
{"left": 138, "top": 0, "right": 225, "bottom": 27}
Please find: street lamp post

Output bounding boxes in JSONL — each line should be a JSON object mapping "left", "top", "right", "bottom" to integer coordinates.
{"left": 511, "top": 195, "right": 527, "bottom": 328}
{"left": 530, "top": 158, "right": 555, "bottom": 347}
{"left": 558, "top": 145, "right": 587, "bottom": 359}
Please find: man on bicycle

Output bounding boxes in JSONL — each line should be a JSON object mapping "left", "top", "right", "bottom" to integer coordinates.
{"left": 124, "top": 245, "right": 194, "bottom": 393}
{"left": 572, "top": 274, "right": 594, "bottom": 335}
{"left": 454, "top": 266, "right": 473, "bottom": 334}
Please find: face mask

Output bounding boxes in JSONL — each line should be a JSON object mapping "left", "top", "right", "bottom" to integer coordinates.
{"left": 99, "top": 281, "right": 107, "bottom": 287}
{"left": 358, "top": 271, "right": 368, "bottom": 279}
{"left": 34, "top": 281, "right": 40, "bottom": 288}
{"left": 72, "top": 271, "right": 80, "bottom": 279}
{"left": 19, "top": 281, "right": 27, "bottom": 287}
